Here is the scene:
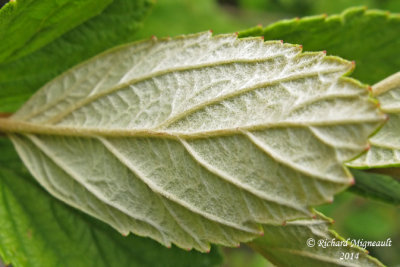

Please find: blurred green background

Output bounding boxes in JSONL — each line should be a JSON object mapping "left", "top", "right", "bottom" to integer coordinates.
{"left": 132, "top": 1, "right": 400, "bottom": 266}
{"left": 134, "top": 0, "right": 400, "bottom": 38}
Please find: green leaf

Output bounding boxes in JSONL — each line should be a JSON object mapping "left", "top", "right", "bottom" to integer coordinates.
{"left": 0, "top": 138, "right": 222, "bottom": 267}
{"left": 0, "top": 0, "right": 113, "bottom": 64}
{"left": 240, "top": 7, "right": 400, "bottom": 85}
{"left": 248, "top": 214, "right": 384, "bottom": 267}
{"left": 0, "top": 32, "right": 384, "bottom": 251}
{"left": 348, "top": 72, "right": 400, "bottom": 168}
{"left": 0, "top": 0, "right": 154, "bottom": 113}
{"left": 349, "top": 169, "right": 400, "bottom": 205}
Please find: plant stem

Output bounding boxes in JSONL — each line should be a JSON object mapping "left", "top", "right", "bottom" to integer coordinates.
{"left": 373, "top": 71, "right": 400, "bottom": 96}
{"left": 0, "top": 114, "right": 12, "bottom": 137}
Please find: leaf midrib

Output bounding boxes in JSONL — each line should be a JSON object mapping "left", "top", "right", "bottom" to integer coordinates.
{"left": 0, "top": 116, "right": 383, "bottom": 140}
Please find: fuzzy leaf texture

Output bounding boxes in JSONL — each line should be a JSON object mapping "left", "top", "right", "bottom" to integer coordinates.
{"left": 0, "top": 139, "right": 222, "bottom": 267}
{"left": 348, "top": 72, "right": 400, "bottom": 168}
{"left": 250, "top": 214, "right": 384, "bottom": 267}
{"left": 0, "top": 32, "right": 385, "bottom": 252}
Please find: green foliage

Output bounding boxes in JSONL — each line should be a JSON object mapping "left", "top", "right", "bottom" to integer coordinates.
{"left": 0, "top": 0, "right": 112, "bottom": 64}
{"left": 237, "top": 0, "right": 400, "bottom": 16}
{"left": 238, "top": 0, "right": 314, "bottom": 16}
{"left": 349, "top": 169, "right": 400, "bottom": 205}
{"left": 0, "top": 139, "right": 222, "bottom": 267}
{"left": 240, "top": 7, "right": 400, "bottom": 85}
{"left": 311, "top": 0, "right": 400, "bottom": 15}
{"left": 134, "top": 0, "right": 250, "bottom": 39}
{"left": 0, "top": 0, "right": 155, "bottom": 112}
{"left": 221, "top": 247, "right": 273, "bottom": 267}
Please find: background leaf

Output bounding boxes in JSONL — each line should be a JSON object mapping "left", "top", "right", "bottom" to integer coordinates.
{"left": 0, "top": 0, "right": 112, "bottom": 63}
{"left": 0, "top": 138, "right": 222, "bottom": 267}
{"left": 1, "top": 32, "right": 384, "bottom": 251}
{"left": 348, "top": 169, "right": 400, "bottom": 205}
{"left": 0, "top": 0, "right": 154, "bottom": 113}
{"left": 237, "top": 0, "right": 400, "bottom": 17}
{"left": 248, "top": 214, "right": 383, "bottom": 267}
{"left": 240, "top": 7, "right": 400, "bottom": 85}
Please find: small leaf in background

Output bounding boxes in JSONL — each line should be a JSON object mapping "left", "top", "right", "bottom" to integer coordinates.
{"left": 365, "top": 167, "right": 400, "bottom": 182}
{"left": 311, "top": 0, "right": 400, "bottom": 15}
{"left": 0, "top": 0, "right": 113, "bottom": 64}
{"left": 0, "top": 139, "right": 222, "bottom": 267}
{"left": 240, "top": 7, "right": 400, "bottom": 85}
{"left": 349, "top": 169, "right": 400, "bottom": 205}
{"left": 248, "top": 213, "right": 383, "bottom": 267}
{"left": 0, "top": 32, "right": 384, "bottom": 251}
{"left": 0, "top": 0, "right": 155, "bottom": 113}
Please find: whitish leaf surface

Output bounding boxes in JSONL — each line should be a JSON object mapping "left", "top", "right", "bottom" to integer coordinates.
{"left": 348, "top": 72, "right": 400, "bottom": 168}
{"left": 249, "top": 214, "right": 383, "bottom": 267}
{"left": 0, "top": 32, "right": 384, "bottom": 251}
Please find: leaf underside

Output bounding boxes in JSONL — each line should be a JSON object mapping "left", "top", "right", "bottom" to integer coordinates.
{"left": 4, "top": 32, "right": 384, "bottom": 252}
{"left": 348, "top": 72, "right": 400, "bottom": 168}
{"left": 0, "top": 139, "right": 222, "bottom": 267}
